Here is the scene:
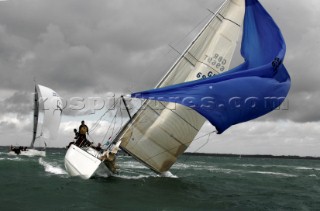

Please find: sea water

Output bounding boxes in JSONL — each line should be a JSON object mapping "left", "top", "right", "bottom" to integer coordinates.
{"left": 0, "top": 147, "right": 320, "bottom": 210}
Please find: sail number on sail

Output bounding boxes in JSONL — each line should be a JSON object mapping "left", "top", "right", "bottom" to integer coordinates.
{"left": 197, "top": 53, "right": 227, "bottom": 79}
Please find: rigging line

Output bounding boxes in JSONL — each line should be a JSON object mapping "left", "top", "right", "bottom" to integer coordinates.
{"left": 90, "top": 100, "right": 117, "bottom": 133}
{"left": 217, "top": 13, "right": 241, "bottom": 27}
{"left": 101, "top": 106, "right": 120, "bottom": 146}
{"left": 171, "top": 131, "right": 216, "bottom": 175}
{"left": 114, "top": 100, "right": 126, "bottom": 140}
{"left": 193, "top": 131, "right": 216, "bottom": 153}
{"left": 108, "top": 100, "right": 126, "bottom": 145}
{"left": 110, "top": 106, "right": 118, "bottom": 139}
{"left": 90, "top": 97, "right": 121, "bottom": 134}
{"left": 87, "top": 134, "right": 97, "bottom": 144}
{"left": 167, "top": 12, "right": 212, "bottom": 55}
{"left": 92, "top": 98, "right": 120, "bottom": 130}
{"left": 194, "top": 130, "right": 217, "bottom": 141}
{"left": 119, "top": 100, "right": 124, "bottom": 129}
{"left": 156, "top": 0, "right": 229, "bottom": 89}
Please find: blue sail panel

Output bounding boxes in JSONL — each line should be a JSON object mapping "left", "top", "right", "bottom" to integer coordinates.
{"left": 131, "top": 0, "right": 291, "bottom": 134}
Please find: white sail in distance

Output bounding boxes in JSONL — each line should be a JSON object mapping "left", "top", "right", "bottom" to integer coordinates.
{"left": 31, "top": 84, "right": 62, "bottom": 148}
{"left": 117, "top": 0, "right": 245, "bottom": 173}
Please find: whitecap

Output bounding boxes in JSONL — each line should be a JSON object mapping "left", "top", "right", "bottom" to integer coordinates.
{"left": 247, "top": 170, "right": 297, "bottom": 177}
{"left": 7, "top": 157, "right": 23, "bottom": 161}
{"left": 114, "top": 174, "right": 151, "bottom": 180}
{"left": 39, "top": 158, "right": 67, "bottom": 175}
{"left": 161, "top": 171, "right": 178, "bottom": 178}
{"left": 295, "top": 167, "right": 320, "bottom": 171}
{"left": 208, "top": 167, "right": 236, "bottom": 174}
{"left": 120, "top": 161, "right": 148, "bottom": 170}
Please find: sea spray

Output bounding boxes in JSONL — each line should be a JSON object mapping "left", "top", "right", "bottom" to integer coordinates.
{"left": 38, "top": 157, "right": 67, "bottom": 175}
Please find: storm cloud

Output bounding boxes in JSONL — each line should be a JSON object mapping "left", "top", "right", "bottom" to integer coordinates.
{"left": 0, "top": 0, "right": 319, "bottom": 152}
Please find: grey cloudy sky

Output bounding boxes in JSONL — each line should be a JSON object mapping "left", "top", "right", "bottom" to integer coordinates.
{"left": 0, "top": 0, "right": 319, "bottom": 155}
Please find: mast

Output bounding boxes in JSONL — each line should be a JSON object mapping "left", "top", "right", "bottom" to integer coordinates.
{"left": 31, "top": 85, "right": 39, "bottom": 148}
{"left": 155, "top": 0, "right": 229, "bottom": 89}
{"left": 121, "top": 95, "right": 132, "bottom": 120}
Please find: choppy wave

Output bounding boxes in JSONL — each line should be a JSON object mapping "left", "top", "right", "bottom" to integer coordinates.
{"left": 120, "top": 160, "right": 148, "bottom": 170}
{"left": 208, "top": 167, "right": 236, "bottom": 174}
{"left": 7, "top": 157, "right": 23, "bottom": 162}
{"left": 206, "top": 166, "right": 297, "bottom": 177}
{"left": 161, "top": 171, "right": 178, "bottom": 178}
{"left": 38, "top": 158, "right": 67, "bottom": 176}
{"left": 232, "top": 164, "right": 320, "bottom": 172}
{"left": 295, "top": 167, "right": 320, "bottom": 171}
{"left": 247, "top": 171, "right": 297, "bottom": 177}
{"left": 114, "top": 174, "right": 152, "bottom": 180}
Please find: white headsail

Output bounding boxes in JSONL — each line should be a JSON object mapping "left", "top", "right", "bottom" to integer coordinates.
{"left": 116, "top": 0, "right": 245, "bottom": 173}
{"left": 31, "top": 84, "right": 62, "bottom": 148}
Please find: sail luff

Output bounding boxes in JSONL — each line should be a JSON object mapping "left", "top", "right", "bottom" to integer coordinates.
{"left": 31, "top": 85, "right": 39, "bottom": 148}
{"left": 155, "top": 0, "right": 230, "bottom": 89}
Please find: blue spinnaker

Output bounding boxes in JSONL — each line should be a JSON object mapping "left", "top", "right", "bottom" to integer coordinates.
{"left": 131, "top": 0, "right": 291, "bottom": 134}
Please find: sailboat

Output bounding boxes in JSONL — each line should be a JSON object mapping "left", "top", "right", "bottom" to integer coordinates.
{"left": 9, "top": 84, "right": 63, "bottom": 157}
{"left": 64, "top": 0, "right": 290, "bottom": 179}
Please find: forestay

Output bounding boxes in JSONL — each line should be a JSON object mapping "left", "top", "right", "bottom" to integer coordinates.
{"left": 117, "top": 0, "right": 245, "bottom": 173}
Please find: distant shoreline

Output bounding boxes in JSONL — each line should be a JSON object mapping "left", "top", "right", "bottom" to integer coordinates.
{"left": 184, "top": 152, "right": 320, "bottom": 160}
{"left": 1, "top": 146, "right": 319, "bottom": 160}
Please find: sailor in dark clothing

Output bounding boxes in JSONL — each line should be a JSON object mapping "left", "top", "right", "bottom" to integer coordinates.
{"left": 10, "top": 145, "right": 21, "bottom": 155}
{"left": 79, "top": 121, "right": 88, "bottom": 139}
{"left": 74, "top": 128, "right": 79, "bottom": 140}
{"left": 78, "top": 120, "right": 90, "bottom": 147}
{"left": 67, "top": 129, "right": 80, "bottom": 148}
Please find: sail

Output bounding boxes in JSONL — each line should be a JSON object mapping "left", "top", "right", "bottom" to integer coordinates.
{"left": 30, "top": 84, "right": 62, "bottom": 148}
{"left": 117, "top": 0, "right": 245, "bottom": 173}
{"left": 132, "top": 0, "right": 291, "bottom": 134}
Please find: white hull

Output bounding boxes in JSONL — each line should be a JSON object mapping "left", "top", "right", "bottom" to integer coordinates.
{"left": 64, "top": 145, "right": 113, "bottom": 179}
{"left": 8, "top": 149, "right": 46, "bottom": 157}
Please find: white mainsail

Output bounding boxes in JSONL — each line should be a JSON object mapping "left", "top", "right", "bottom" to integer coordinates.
{"left": 30, "top": 84, "right": 62, "bottom": 148}
{"left": 117, "top": 0, "right": 245, "bottom": 173}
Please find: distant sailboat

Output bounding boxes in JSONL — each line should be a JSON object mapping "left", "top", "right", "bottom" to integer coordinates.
{"left": 9, "top": 84, "right": 62, "bottom": 157}
{"left": 64, "top": 0, "right": 290, "bottom": 179}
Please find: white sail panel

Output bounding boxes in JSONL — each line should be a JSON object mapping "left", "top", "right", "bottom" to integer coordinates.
{"left": 32, "top": 84, "right": 62, "bottom": 147}
{"left": 119, "top": 0, "right": 245, "bottom": 173}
